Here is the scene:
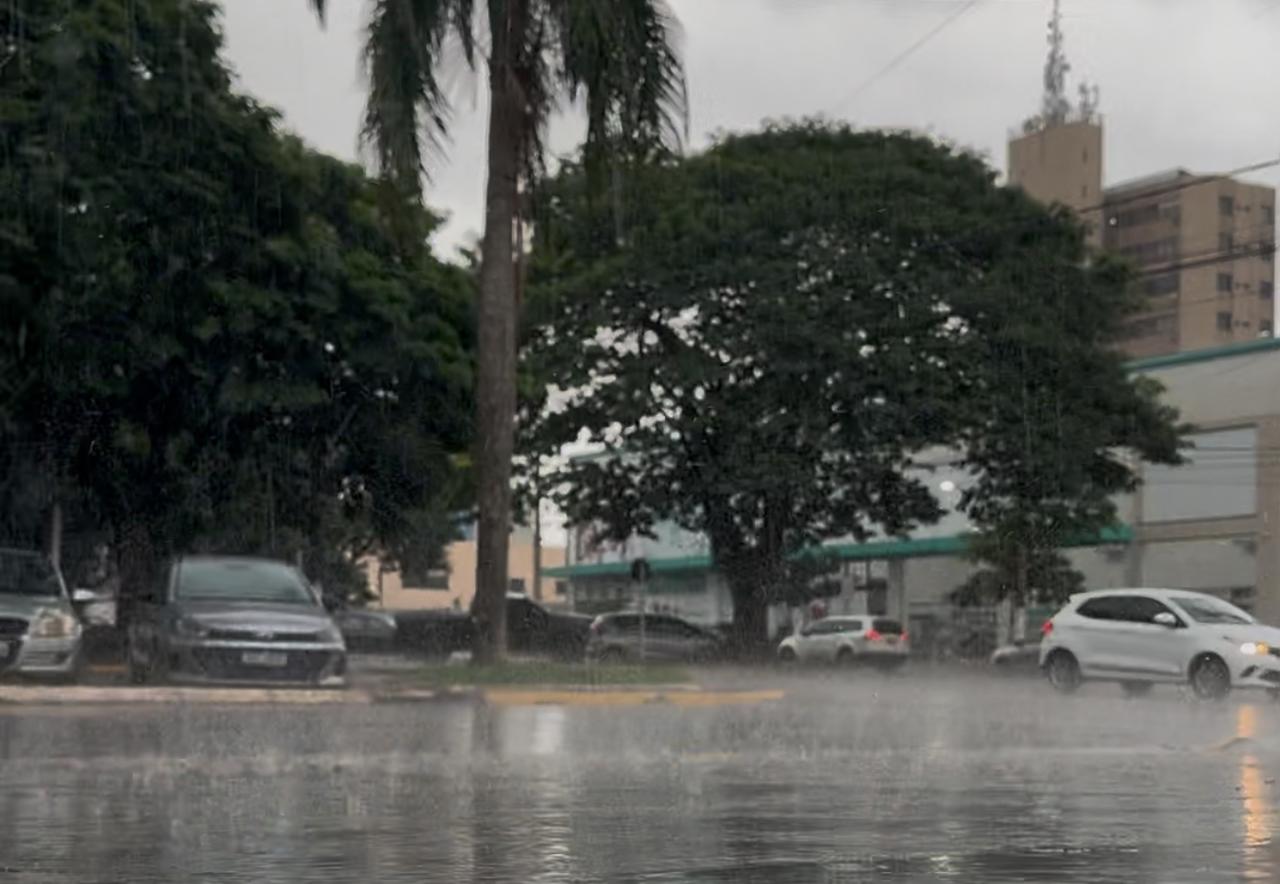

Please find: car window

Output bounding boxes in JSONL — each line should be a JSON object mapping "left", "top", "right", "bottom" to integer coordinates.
{"left": 608, "top": 614, "right": 640, "bottom": 634}
{"left": 1076, "top": 597, "right": 1126, "bottom": 621}
{"left": 649, "top": 617, "right": 689, "bottom": 638}
{"left": 0, "top": 551, "right": 62, "bottom": 597}
{"left": 175, "top": 559, "right": 316, "bottom": 605}
{"left": 1118, "top": 596, "right": 1178, "bottom": 624}
{"left": 872, "top": 619, "right": 902, "bottom": 635}
{"left": 1172, "top": 595, "right": 1254, "bottom": 625}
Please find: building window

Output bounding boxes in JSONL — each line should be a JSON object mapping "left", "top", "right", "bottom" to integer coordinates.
{"left": 555, "top": 580, "right": 568, "bottom": 597}
{"left": 1144, "top": 274, "right": 1179, "bottom": 297}
{"left": 509, "top": 577, "right": 526, "bottom": 595}
{"left": 1220, "top": 195, "right": 1235, "bottom": 216}
{"left": 1217, "top": 273, "right": 1234, "bottom": 293}
{"left": 1217, "top": 311, "right": 1233, "bottom": 332}
{"left": 1263, "top": 281, "right": 1274, "bottom": 299}
{"left": 1219, "top": 233, "right": 1234, "bottom": 253}
{"left": 1263, "top": 319, "right": 1274, "bottom": 336}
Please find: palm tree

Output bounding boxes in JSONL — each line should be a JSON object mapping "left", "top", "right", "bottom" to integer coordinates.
{"left": 309, "top": 0, "right": 686, "bottom": 661}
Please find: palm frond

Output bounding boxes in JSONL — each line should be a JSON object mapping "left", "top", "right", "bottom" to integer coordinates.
{"left": 554, "top": 0, "right": 688, "bottom": 167}
{"left": 362, "top": 0, "right": 476, "bottom": 197}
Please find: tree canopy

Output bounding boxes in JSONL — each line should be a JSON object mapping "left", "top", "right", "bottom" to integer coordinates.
{"left": 522, "top": 121, "right": 1183, "bottom": 646}
{"left": 1, "top": 0, "right": 474, "bottom": 601}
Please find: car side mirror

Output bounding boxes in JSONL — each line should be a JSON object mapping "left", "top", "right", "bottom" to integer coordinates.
{"left": 1153, "top": 612, "right": 1179, "bottom": 628}
{"left": 71, "top": 588, "right": 97, "bottom": 605}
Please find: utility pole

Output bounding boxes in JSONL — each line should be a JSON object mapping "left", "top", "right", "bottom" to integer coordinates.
{"left": 631, "top": 558, "right": 651, "bottom": 661}
{"left": 531, "top": 459, "right": 542, "bottom": 602}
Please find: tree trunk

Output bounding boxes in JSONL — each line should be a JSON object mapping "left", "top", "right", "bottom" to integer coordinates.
{"left": 726, "top": 571, "right": 770, "bottom": 658}
{"left": 470, "top": 7, "right": 523, "bottom": 663}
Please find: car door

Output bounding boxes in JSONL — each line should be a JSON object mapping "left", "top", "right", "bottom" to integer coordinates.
{"left": 1069, "top": 596, "right": 1132, "bottom": 676}
{"left": 650, "top": 616, "right": 695, "bottom": 661}
{"left": 794, "top": 621, "right": 829, "bottom": 662}
{"left": 1118, "top": 596, "right": 1193, "bottom": 678}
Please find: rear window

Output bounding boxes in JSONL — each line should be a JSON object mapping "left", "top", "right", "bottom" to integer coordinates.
{"left": 176, "top": 559, "right": 315, "bottom": 605}
{"left": 872, "top": 619, "right": 903, "bottom": 635}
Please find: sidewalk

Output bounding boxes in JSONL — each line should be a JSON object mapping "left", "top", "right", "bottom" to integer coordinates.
{"left": 1, "top": 657, "right": 787, "bottom": 708}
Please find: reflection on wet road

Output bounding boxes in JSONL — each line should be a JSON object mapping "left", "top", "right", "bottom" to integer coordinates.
{"left": 1, "top": 673, "right": 1278, "bottom": 882}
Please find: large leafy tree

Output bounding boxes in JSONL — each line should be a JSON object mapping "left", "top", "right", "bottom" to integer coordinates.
{"left": 522, "top": 122, "right": 1184, "bottom": 650}
{"left": 1, "top": 0, "right": 473, "bottom": 601}
{"left": 309, "top": 0, "right": 686, "bottom": 659}
{"left": 953, "top": 247, "right": 1183, "bottom": 617}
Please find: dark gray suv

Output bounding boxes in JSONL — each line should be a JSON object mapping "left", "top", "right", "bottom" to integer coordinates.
{"left": 586, "top": 612, "right": 723, "bottom": 663}
{"left": 127, "top": 556, "right": 347, "bottom": 686}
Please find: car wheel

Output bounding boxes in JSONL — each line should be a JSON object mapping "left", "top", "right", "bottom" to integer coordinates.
{"left": 599, "top": 647, "right": 627, "bottom": 665}
{"left": 127, "top": 647, "right": 149, "bottom": 685}
{"left": 835, "top": 647, "right": 856, "bottom": 667}
{"left": 1044, "top": 650, "right": 1081, "bottom": 694}
{"left": 1190, "top": 654, "right": 1231, "bottom": 701}
{"left": 778, "top": 647, "right": 797, "bottom": 664}
{"left": 1121, "top": 681, "right": 1153, "bottom": 698}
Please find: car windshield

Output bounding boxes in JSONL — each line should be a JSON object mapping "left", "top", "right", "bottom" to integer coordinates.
{"left": 0, "top": 552, "right": 62, "bottom": 597}
{"left": 176, "top": 560, "right": 315, "bottom": 605}
{"left": 1173, "top": 595, "right": 1254, "bottom": 625}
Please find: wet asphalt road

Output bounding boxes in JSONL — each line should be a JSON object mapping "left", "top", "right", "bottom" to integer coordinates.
{"left": 1, "top": 670, "right": 1278, "bottom": 883}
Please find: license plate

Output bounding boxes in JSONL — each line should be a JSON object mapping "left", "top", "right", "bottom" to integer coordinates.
{"left": 242, "top": 651, "right": 287, "bottom": 667}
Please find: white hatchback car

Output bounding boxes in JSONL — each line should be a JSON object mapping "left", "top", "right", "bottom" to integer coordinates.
{"left": 777, "top": 616, "right": 909, "bottom": 668}
{"left": 1039, "top": 588, "right": 1279, "bottom": 699}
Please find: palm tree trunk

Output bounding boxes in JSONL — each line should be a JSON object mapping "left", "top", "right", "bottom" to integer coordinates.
{"left": 470, "top": 7, "right": 523, "bottom": 663}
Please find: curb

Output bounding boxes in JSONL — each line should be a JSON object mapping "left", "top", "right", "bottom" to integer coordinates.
{"left": 0, "top": 683, "right": 786, "bottom": 708}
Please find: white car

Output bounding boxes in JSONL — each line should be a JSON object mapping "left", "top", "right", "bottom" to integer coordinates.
{"left": 1039, "top": 588, "right": 1278, "bottom": 699}
{"left": 777, "top": 616, "right": 909, "bottom": 668}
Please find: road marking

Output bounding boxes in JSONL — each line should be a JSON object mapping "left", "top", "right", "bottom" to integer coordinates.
{"left": 482, "top": 688, "right": 784, "bottom": 708}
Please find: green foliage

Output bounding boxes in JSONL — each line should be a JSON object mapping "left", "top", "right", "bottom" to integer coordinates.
{"left": 0, "top": 0, "right": 474, "bottom": 601}
{"left": 523, "top": 120, "right": 1184, "bottom": 644}
{"left": 321, "top": 0, "right": 687, "bottom": 201}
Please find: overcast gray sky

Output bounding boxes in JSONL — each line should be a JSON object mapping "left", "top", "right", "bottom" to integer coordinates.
{"left": 220, "top": 0, "right": 1280, "bottom": 259}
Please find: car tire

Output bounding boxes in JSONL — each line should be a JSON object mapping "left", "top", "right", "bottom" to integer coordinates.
{"left": 1121, "top": 681, "right": 1153, "bottom": 698}
{"left": 1190, "top": 654, "right": 1231, "bottom": 701}
{"left": 1044, "top": 650, "right": 1081, "bottom": 694}
{"left": 599, "top": 647, "right": 627, "bottom": 665}
{"left": 778, "top": 647, "right": 797, "bottom": 664}
{"left": 835, "top": 647, "right": 856, "bottom": 667}
{"left": 127, "top": 648, "right": 149, "bottom": 685}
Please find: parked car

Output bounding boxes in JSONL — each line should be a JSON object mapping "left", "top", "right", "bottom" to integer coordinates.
{"left": 586, "top": 612, "right": 723, "bottom": 663}
{"left": 1040, "top": 588, "right": 1280, "bottom": 700}
{"left": 507, "top": 593, "right": 593, "bottom": 660}
{"left": 990, "top": 638, "right": 1042, "bottom": 674}
{"left": 0, "top": 547, "right": 85, "bottom": 680}
{"left": 776, "top": 616, "right": 909, "bottom": 668}
{"left": 127, "top": 555, "right": 347, "bottom": 686}
{"left": 333, "top": 608, "right": 399, "bottom": 653}
{"left": 391, "top": 608, "right": 475, "bottom": 658}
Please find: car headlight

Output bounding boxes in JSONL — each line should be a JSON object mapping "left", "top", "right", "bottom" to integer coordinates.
{"left": 173, "top": 617, "right": 210, "bottom": 639}
{"left": 30, "top": 609, "right": 79, "bottom": 639}
{"left": 1239, "top": 641, "right": 1270, "bottom": 656}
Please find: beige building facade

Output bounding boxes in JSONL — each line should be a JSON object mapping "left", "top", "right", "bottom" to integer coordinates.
{"left": 369, "top": 527, "right": 566, "bottom": 612}
{"left": 1007, "top": 121, "right": 1275, "bottom": 358}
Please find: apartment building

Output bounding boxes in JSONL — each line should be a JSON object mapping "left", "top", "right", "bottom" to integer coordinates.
{"left": 1007, "top": 121, "right": 1275, "bottom": 358}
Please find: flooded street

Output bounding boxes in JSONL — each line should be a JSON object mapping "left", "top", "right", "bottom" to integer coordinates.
{"left": 1, "top": 673, "right": 1278, "bottom": 882}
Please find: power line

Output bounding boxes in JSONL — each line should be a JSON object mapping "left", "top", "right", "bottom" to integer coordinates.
{"left": 830, "top": 1, "right": 982, "bottom": 113}
{"left": 1084, "top": 157, "right": 1280, "bottom": 215}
